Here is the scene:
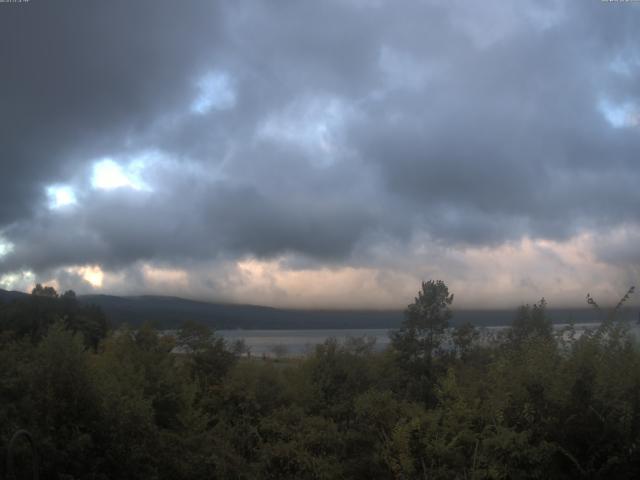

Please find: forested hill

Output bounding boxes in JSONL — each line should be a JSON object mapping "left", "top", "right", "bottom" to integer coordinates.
{"left": 1, "top": 288, "right": 632, "bottom": 329}
{"left": 77, "top": 293, "right": 404, "bottom": 329}
{"left": 0, "top": 288, "right": 28, "bottom": 303}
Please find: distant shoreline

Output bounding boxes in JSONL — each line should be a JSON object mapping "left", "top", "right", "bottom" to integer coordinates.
{"left": 2, "top": 288, "right": 637, "bottom": 329}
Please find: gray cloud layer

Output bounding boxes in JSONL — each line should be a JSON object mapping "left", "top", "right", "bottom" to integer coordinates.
{"left": 1, "top": 0, "right": 640, "bottom": 304}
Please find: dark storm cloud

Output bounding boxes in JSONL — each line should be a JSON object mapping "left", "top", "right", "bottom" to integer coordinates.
{"left": 2, "top": 0, "right": 640, "bottom": 287}
{"left": 0, "top": 0, "right": 221, "bottom": 221}
{"left": 0, "top": 159, "right": 377, "bottom": 273}
{"left": 349, "top": 9, "right": 640, "bottom": 244}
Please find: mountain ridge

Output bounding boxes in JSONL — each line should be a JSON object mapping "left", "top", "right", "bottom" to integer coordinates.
{"left": 2, "top": 288, "right": 637, "bottom": 329}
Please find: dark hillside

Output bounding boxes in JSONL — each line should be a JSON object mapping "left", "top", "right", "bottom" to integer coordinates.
{"left": 2, "top": 289, "right": 636, "bottom": 329}
{"left": 0, "top": 289, "right": 28, "bottom": 303}
{"left": 73, "top": 293, "right": 639, "bottom": 329}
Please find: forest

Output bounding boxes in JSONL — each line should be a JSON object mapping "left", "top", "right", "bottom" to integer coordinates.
{"left": 1, "top": 281, "right": 640, "bottom": 479}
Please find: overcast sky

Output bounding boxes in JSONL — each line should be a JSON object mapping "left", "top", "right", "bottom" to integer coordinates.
{"left": 1, "top": 0, "right": 639, "bottom": 309}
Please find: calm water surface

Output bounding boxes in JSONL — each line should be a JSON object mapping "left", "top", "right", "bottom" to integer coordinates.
{"left": 218, "top": 328, "right": 391, "bottom": 356}
{"left": 215, "top": 323, "right": 640, "bottom": 357}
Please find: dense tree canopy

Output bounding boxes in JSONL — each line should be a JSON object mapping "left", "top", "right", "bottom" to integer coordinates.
{"left": 1, "top": 282, "right": 640, "bottom": 479}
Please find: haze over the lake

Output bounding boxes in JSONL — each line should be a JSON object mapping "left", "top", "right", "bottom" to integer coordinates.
{"left": 1, "top": 0, "right": 639, "bottom": 309}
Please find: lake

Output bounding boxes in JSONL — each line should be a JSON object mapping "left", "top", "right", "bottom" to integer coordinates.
{"left": 216, "top": 322, "right": 640, "bottom": 357}
{"left": 218, "top": 328, "right": 392, "bottom": 356}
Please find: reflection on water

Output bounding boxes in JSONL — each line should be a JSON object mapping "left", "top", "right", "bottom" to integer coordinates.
{"left": 214, "top": 322, "right": 640, "bottom": 357}
{"left": 217, "top": 329, "right": 392, "bottom": 356}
